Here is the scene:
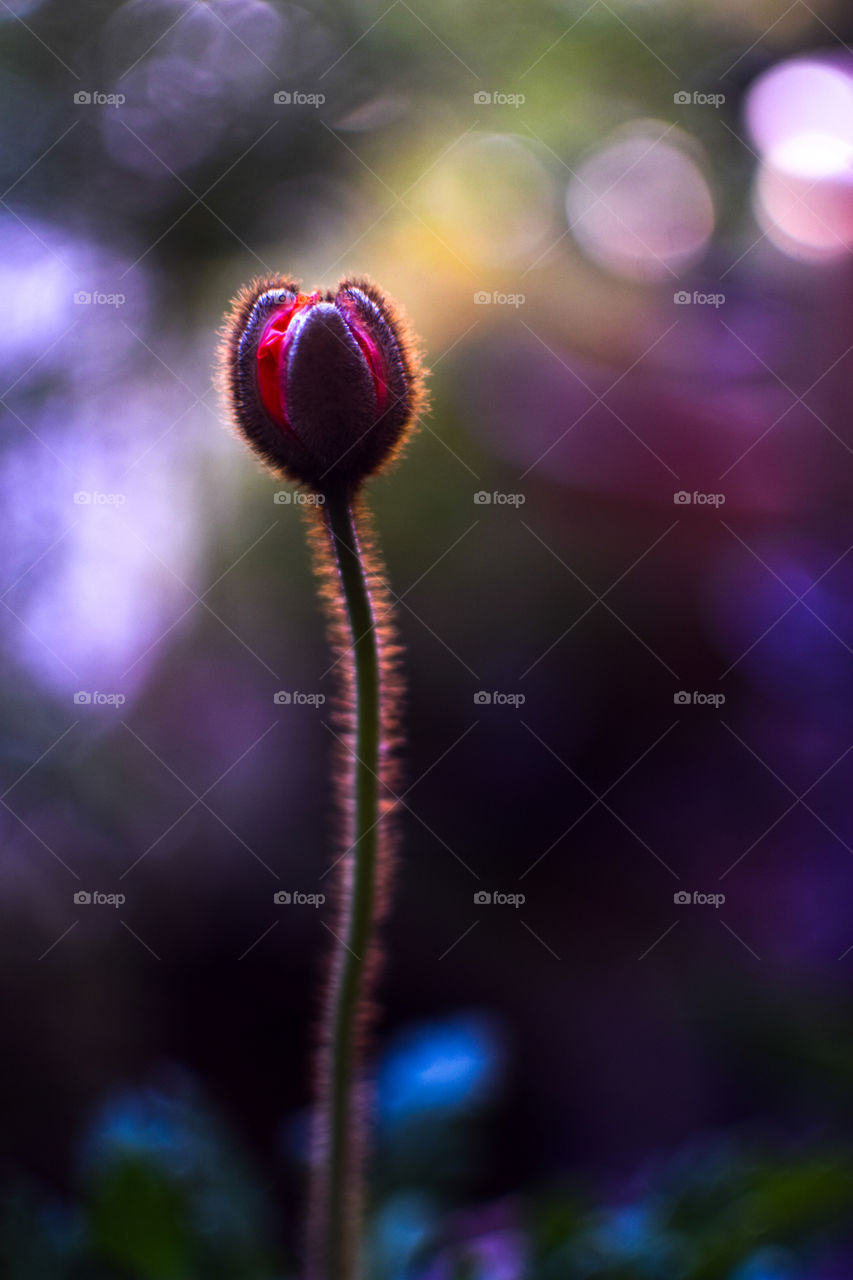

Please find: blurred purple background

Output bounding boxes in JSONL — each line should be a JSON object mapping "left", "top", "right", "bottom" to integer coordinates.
{"left": 3, "top": 0, "right": 853, "bottom": 1273}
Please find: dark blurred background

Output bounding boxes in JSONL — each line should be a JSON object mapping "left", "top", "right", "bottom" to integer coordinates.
{"left": 4, "top": 0, "right": 853, "bottom": 1276}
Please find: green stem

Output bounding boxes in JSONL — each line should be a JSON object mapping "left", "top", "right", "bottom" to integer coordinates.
{"left": 320, "top": 486, "right": 382, "bottom": 1280}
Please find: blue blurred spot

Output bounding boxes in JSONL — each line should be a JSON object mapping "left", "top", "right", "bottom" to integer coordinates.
{"left": 378, "top": 1014, "right": 503, "bottom": 1128}
{"left": 370, "top": 1192, "right": 437, "bottom": 1279}
{"left": 97, "top": 1097, "right": 179, "bottom": 1153}
{"left": 90, "top": 1095, "right": 180, "bottom": 1157}
{"left": 730, "top": 1247, "right": 797, "bottom": 1280}
{"left": 594, "top": 1205, "right": 654, "bottom": 1257}
{"left": 80, "top": 1088, "right": 201, "bottom": 1178}
{"left": 576, "top": 1202, "right": 680, "bottom": 1275}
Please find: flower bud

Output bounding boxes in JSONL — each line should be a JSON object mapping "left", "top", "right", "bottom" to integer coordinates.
{"left": 218, "top": 275, "right": 424, "bottom": 492}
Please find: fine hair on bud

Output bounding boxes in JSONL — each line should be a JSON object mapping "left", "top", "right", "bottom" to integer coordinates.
{"left": 217, "top": 274, "right": 426, "bottom": 495}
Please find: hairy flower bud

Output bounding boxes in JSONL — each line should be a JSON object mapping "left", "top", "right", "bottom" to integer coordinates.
{"left": 218, "top": 275, "right": 424, "bottom": 492}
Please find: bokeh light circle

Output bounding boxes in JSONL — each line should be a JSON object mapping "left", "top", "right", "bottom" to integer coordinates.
{"left": 746, "top": 57, "right": 853, "bottom": 158}
{"left": 416, "top": 132, "right": 557, "bottom": 266}
{"left": 565, "top": 121, "right": 714, "bottom": 281}
{"left": 746, "top": 55, "right": 853, "bottom": 261}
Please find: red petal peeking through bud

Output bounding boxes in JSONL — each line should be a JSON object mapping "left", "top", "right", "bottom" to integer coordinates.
{"left": 217, "top": 275, "right": 424, "bottom": 493}
{"left": 255, "top": 290, "right": 320, "bottom": 429}
{"left": 334, "top": 293, "right": 389, "bottom": 414}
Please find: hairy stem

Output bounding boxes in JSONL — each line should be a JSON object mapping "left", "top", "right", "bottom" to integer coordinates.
{"left": 309, "top": 485, "right": 392, "bottom": 1280}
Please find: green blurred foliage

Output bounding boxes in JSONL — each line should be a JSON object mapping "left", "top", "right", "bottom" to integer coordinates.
{"left": 3, "top": 1078, "right": 853, "bottom": 1280}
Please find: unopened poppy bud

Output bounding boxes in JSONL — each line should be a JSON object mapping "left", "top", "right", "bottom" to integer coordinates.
{"left": 218, "top": 275, "right": 424, "bottom": 493}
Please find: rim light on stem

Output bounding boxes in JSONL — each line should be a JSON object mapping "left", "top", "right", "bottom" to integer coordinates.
{"left": 217, "top": 273, "right": 425, "bottom": 1280}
